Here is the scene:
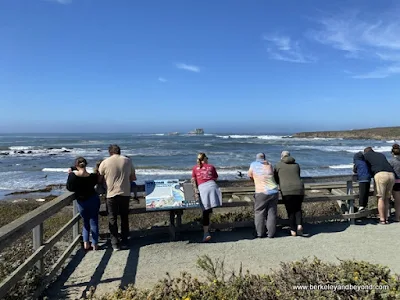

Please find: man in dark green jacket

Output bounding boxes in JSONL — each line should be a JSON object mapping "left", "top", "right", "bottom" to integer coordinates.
{"left": 274, "top": 151, "right": 304, "bottom": 236}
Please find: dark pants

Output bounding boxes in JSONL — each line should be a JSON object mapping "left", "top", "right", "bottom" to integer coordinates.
{"left": 254, "top": 193, "right": 278, "bottom": 238}
{"left": 282, "top": 195, "right": 303, "bottom": 232}
{"left": 359, "top": 181, "right": 370, "bottom": 207}
{"left": 202, "top": 209, "right": 213, "bottom": 226}
{"left": 106, "top": 195, "right": 130, "bottom": 246}
{"left": 77, "top": 194, "right": 100, "bottom": 244}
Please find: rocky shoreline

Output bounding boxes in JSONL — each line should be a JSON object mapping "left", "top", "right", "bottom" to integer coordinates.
{"left": 0, "top": 184, "right": 65, "bottom": 202}
{"left": 294, "top": 126, "right": 400, "bottom": 140}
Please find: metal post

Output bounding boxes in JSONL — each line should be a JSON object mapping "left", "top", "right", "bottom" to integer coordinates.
{"left": 169, "top": 211, "right": 176, "bottom": 241}
{"left": 346, "top": 180, "right": 355, "bottom": 224}
{"left": 32, "top": 223, "right": 44, "bottom": 274}
{"left": 72, "top": 200, "right": 79, "bottom": 239}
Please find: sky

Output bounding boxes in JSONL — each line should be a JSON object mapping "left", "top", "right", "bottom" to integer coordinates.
{"left": 1, "top": 0, "right": 400, "bottom": 134}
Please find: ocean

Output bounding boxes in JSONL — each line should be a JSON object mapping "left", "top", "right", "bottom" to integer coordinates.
{"left": 0, "top": 133, "right": 397, "bottom": 199}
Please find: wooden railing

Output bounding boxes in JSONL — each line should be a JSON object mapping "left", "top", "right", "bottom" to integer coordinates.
{"left": 0, "top": 174, "right": 373, "bottom": 299}
{"left": 0, "top": 192, "right": 81, "bottom": 298}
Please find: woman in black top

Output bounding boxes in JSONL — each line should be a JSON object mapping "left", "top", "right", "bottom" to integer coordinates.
{"left": 67, "top": 157, "right": 100, "bottom": 250}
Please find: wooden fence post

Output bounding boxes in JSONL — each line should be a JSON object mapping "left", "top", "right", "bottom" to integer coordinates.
{"left": 346, "top": 180, "right": 355, "bottom": 224}
{"left": 72, "top": 200, "right": 79, "bottom": 239}
{"left": 32, "top": 223, "right": 44, "bottom": 274}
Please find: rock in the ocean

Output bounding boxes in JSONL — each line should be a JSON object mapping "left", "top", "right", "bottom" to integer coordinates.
{"left": 0, "top": 152, "right": 9, "bottom": 156}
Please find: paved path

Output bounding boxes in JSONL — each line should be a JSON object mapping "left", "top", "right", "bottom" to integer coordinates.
{"left": 46, "top": 221, "right": 400, "bottom": 299}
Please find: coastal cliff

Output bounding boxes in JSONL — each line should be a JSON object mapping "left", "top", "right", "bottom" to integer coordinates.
{"left": 293, "top": 126, "right": 400, "bottom": 140}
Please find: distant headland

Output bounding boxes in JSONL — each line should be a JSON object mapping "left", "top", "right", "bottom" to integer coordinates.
{"left": 293, "top": 126, "right": 400, "bottom": 140}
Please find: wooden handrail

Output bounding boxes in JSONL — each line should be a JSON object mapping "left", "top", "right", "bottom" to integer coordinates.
{"left": 0, "top": 192, "right": 75, "bottom": 252}
{"left": 0, "top": 174, "right": 364, "bottom": 299}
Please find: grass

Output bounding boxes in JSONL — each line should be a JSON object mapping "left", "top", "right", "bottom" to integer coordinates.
{"left": 92, "top": 255, "right": 400, "bottom": 300}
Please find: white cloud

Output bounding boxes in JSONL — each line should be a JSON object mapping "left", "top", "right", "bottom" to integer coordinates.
{"left": 263, "top": 35, "right": 316, "bottom": 63}
{"left": 158, "top": 77, "right": 167, "bottom": 83}
{"left": 308, "top": 11, "right": 400, "bottom": 78}
{"left": 352, "top": 64, "right": 400, "bottom": 79}
{"left": 46, "top": 0, "right": 72, "bottom": 4}
{"left": 176, "top": 63, "right": 200, "bottom": 73}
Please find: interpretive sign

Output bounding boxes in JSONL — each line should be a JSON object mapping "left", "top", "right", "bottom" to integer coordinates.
{"left": 145, "top": 179, "right": 200, "bottom": 211}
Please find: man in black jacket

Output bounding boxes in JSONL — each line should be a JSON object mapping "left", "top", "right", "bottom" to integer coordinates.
{"left": 364, "top": 147, "right": 395, "bottom": 224}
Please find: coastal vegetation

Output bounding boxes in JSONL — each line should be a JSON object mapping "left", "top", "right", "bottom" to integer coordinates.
{"left": 294, "top": 126, "right": 400, "bottom": 140}
{"left": 93, "top": 255, "right": 400, "bottom": 300}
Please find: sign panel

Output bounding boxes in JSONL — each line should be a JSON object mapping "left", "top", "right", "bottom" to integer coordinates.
{"left": 145, "top": 179, "right": 200, "bottom": 211}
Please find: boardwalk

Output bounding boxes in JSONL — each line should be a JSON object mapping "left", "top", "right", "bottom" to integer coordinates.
{"left": 46, "top": 221, "right": 400, "bottom": 299}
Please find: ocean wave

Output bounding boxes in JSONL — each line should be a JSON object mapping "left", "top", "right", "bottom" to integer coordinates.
{"left": 9, "top": 146, "right": 37, "bottom": 151}
{"left": 329, "top": 164, "right": 353, "bottom": 169}
{"left": 293, "top": 145, "right": 392, "bottom": 153}
{"left": 386, "top": 140, "right": 397, "bottom": 144}
{"left": 216, "top": 135, "right": 281, "bottom": 140}
{"left": 40, "top": 167, "right": 248, "bottom": 177}
{"left": 215, "top": 135, "right": 343, "bottom": 141}
{"left": 1, "top": 147, "right": 106, "bottom": 157}
{"left": 42, "top": 167, "right": 94, "bottom": 173}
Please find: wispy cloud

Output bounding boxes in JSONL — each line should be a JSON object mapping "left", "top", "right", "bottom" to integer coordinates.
{"left": 46, "top": 0, "right": 72, "bottom": 4}
{"left": 158, "top": 77, "right": 167, "bottom": 83}
{"left": 263, "top": 35, "right": 316, "bottom": 63}
{"left": 176, "top": 63, "right": 200, "bottom": 73}
{"left": 352, "top": 64, "right": 400, "bottom": 79}
{"left": 308, "top": 11, "right": 400, "bottom": 78}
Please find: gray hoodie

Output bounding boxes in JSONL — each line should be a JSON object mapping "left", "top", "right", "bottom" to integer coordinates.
{"left": 274, "top": 156, "right": 304, "bottom": 196}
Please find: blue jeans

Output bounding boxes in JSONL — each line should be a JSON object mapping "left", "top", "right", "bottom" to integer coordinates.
{"left": 77, "top": 194, "right": 100, "bottom": 245}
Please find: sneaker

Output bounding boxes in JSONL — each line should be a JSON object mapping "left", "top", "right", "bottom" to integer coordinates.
{"left": 297, "top": 228, "right": 303, "bottom": 237}
{"left": 120, "top": 240, "right": 130, "bottom": 250}
{"left": 203, "top": 232, "right": 211, "bottom": 242}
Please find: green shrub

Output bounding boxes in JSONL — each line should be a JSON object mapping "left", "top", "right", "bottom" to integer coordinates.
{"left": 94, "top": 256, "right": 400, "bottom": 300}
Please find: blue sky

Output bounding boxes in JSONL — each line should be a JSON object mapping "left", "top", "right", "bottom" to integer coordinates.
{"left": 1, "top": 0, "right": 400, "bottom": 133}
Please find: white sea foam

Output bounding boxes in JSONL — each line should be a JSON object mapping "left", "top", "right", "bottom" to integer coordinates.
{"left": 0, "top": 171, "right": 66, "bottom": 191}
{"left": 9, "top": 146, "right": 36, "bottom": 151}
{"left": 293, "top": 145, "right": 392, "bottom": 153}
{"left": 134, "top": 169, "right": 248, "bottom": 176}
{"left": 42, "top": 167, "right": 94, "bottom": 173}
{"left": 329, "top": 164, "right": 353, "bottom": 169}
{"left": 386, "top": 140, "right": 397, "bottom": 143}
{"left": 215, "top": 135, "right": 342, "bottom": 141}
{"left": 1, "top": 147, "right": 106, "bottom": 158}
{"left": 216, "top": 134, "right": 280, "bottom": 139}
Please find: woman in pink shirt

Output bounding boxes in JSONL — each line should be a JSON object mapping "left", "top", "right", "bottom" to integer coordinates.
{"left": 191, "top": 152, "right": 222, "bottom": 242}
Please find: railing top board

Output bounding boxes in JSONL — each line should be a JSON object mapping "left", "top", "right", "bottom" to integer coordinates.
{"left": 0, "top": 174, "right": 355, "bottom": 252}
{"left": 0, "top": 192, "right": 75, "bottom": 253}
{"left": 133, "top": 174, "right": 356, "bottom": 191}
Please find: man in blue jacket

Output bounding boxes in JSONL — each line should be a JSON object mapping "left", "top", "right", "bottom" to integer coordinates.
{"left": 353, "top": 152, "right": 371, "bottom": 211}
